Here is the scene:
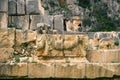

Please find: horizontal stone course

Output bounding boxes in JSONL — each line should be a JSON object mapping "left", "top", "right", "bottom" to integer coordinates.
{"left": 0, "top": 63, "right": 120, "bottom": 78}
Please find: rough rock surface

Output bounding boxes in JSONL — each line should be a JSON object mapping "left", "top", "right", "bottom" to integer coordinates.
{"left": 0, "top": 48, "right": 14, "bottom": 63}
{"left": 0, "top": 29, "right": 14, "bottom": 48}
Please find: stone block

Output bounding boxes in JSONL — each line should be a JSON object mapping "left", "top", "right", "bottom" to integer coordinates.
{"left": 0, "top": 29, "right": 15, "bottom": 48}
{"left": 12, "top": 15, "right": 29, "bottom": 30}
{"left": 8, "top": 28, "right": 15, "bottom": 47}
{"left": 8, "top": 0, "right": 17, "bottom": 15}
{"left": 0, "top": 0, "right": 8, "bottom": 12}
{"left": 87, "top": 50, "right": 105, "bottom": 63}
{"left": 43, "top": 15, "right": 54, "bottom": 29}
{"left": 28, "top": 63, "right": 54, "bottom": 78}
{"left": 0, "top": 48, "right": 14, "bottom": 63}
{"left": 0, "top": 13, "right": 7, "bottom": 29}
{"left": 23, "top": 30, "right": 37, "bottom": 43}
{"left": 64, "top": 35, "right": 88, "bottom": 57}
{"left": 16, "top": 29, "right": 36, "bottom": 44}
{"left": 17, "top": 0, "right": 25, "bottom": 15}
{"left": 87, "top": 50, "right": 120, "bottom": 63}
{"left": 8, "top": 16, "right": 12, "bottom": 25}
{"left": 26, "top": 0, "right": 44, "bottom": 14}
{"left": 87, "top": 32, "right": 95, "bottom": 39}
{"left": 30, "top": 15, "right": 43, "bottom": 30}
{"left": 104, "top": 50, "right": 120, "bottom": 63}
{"left": 94, "top": 32, "right": 119, "bottom": 39}
{"left": 15, "top": 30, "right": 24, "bottom": 46}
{"left": 0, "top": 63, "right": 27, "bottom": 77}
{"left": 30, "top": 15, "right": 54, "bottom": 31}
{"left": 54, "top": 15, "right": 64, "bottom": 34}
{"left": 55, "top": 63, "right": 85, "bottom": 78}
{"left": 85, "top": 63, "right": 120, "bottom": 78}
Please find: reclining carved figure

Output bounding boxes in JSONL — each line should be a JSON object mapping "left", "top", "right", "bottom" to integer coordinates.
{"left": 35, "top": 35, "right": 88, "bottom": 57}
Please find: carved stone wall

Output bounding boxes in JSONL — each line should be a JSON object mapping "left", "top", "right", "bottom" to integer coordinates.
{"left": 0, "top": 0, "right": 120, "bottom": 79}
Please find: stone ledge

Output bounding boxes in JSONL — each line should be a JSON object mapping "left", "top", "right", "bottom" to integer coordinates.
{"left": 0, "top": 63, "right": 120, "bottom": 79}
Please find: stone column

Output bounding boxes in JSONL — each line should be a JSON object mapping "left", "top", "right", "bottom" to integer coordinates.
{"left": 0, "top": 0, "right": 8, "bottom": 29}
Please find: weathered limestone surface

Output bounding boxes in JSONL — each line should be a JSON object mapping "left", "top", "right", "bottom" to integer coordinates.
{"left": 0, "top": 63, "right": 27, "bottom": 77}
{"left": 0, "top": 29, "right": 14, "bottom": 48}
{"left": 0, "top": 29, "right": 15, "bottom": 62}
{"left": 12, "top": 15, "right": 29, "bottom": 30}
{"left": 15, "top": 30, "right": 37, "bottom": 45}
{"left": 8, "top": 0, "right": 17, "bottom": 15}
{"left": 55, "top": 63, "right": 85, "bottom": 78}
{"left": 17, "top": 0, "right": 25, "bottom": 15}
{"left": 24, "top": 30, "right": 37, "bottom": 43}
{"left": 63, "top": 35, "right": 88, "bottom": 57}
{"left": 87, "top": 50, "right": 120, "bottom": 63}
{"left": 0, "top": 0, "right": 8, "bottom": 12}
{"left": 0, "top": 48, "right": 14, "bottom": 63}
{"left": 15, "top": 30, "right": 24, "bottom": 46}
{"left": 0, "top": 63, "right": 120, "bottom": 78}
{"left": 0, "top": 13, "right": 7, "bottom": 29}
{"left": 26, "top": 0, "right": 44, "bottom": 15}
{"left": 28, "top": 63, "right": 54, "bottom": 78}
{"left": 86, "top": 63, "right": 120, "bottom": 78}
{"left": 54, "top": 15, "right": 64, "bottom": 34}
